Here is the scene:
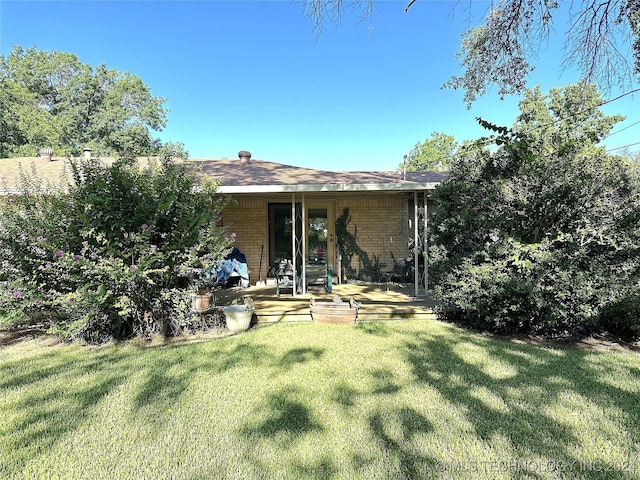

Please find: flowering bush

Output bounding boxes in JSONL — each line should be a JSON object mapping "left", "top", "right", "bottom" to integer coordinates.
{"left": 0, "top": 156, "right": 232, "bottom": 342}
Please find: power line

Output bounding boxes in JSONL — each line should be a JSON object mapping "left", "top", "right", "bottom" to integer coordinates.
{"left": 605, "top": 119, "right": 640, "bottom": 138}
{"left": 406, "top": 86, "right": 640, "bottom": 169}
{"left": 464, "top": 87, "right": 640, "bottom": 160}
{"left": 600, "top": 87, "right": 640, "bottom": 107}
{"left": 515, "top": 87, "right": 640, "bottom": 138}
{"left": 607, "top": 141, "right": 640, "bottom": 153}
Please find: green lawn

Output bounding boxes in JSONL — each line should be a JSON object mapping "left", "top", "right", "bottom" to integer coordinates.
{"left": 1, "top": 320, "right": 639, "bottom": 479}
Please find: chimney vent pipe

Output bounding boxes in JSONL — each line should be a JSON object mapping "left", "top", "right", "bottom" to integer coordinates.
{"left": 38, "top": 148, "right": 53, "bottom": 162}
{"left": 238, "top": 150, "right": 252, "bottom": 163}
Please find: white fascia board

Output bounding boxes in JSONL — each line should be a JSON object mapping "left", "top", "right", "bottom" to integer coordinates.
{"left": 216, "top": 182, "right": 439, "bottom": 194}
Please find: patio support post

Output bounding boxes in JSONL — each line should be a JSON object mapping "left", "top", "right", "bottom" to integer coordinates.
{"left": 291, "top": 194, "right": 297, "bottom": 297}
{"left": 424, "top": 192, "right": 428, "bottom": 296}
{"left": 413, "top": 191, "right": 419, "bottom": 298}
{"left": 290, "top": 193, "right": 306, "bottom": 297}
{"left": 333, "top": 200, "right": 341, "bottom": 285}
{"left": 301, "top": 194, "right": 307, "bottom": 295}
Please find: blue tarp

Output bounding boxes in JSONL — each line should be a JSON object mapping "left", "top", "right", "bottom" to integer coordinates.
{"left": 205, "top": 247, "right": 249, "bottom": 285}
{"left": 216, "top": 258, "right": 249, "bottom": 283}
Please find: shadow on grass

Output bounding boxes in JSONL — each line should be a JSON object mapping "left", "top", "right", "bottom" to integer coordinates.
{"left": 240, "top": 386, "right": 324, "bottom": 444}
{"left": 292, "top": 456, "right": 337, "bottom": 480}
{"left": 236, "top": 323, "right": 639, "bottom": 479}
{"left": 356, "top": 321, "right": 391, "bottom": 336}
{"left": 3, "top": 322, "right": 639, "bottom": 479}
{"left": 402, "top": 326, "right": 640, "bottom": 479}
{"left": 132, "top": 347, "right": 193, "bottom": 417}
{"left": 131, "top": 341, "right": 326, "bottom": 420}
{"left": 368, "top": 406, "right": 435, "bottom": 479}
{"left": 370, "top": 368, "right": 402, "bottom": 395}
{"left": 0, "top": 347, "right": 132, "bottom": 476}
{"left": 331, "top": 381, "right": 360, "bottom": 408}
{"left": 278, "top": 347, "right": 325, "bottom": 369}
{"left": 0, "top": 336, "right": 274, "bottom": 473}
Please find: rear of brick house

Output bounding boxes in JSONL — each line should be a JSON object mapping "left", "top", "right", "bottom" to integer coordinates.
{"left": 198, "top": 151, "right": 446, "bottom": 297}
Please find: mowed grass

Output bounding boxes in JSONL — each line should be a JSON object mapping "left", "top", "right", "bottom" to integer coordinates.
{"left": 1, "top": 320, "right": 639, "bottom": 480}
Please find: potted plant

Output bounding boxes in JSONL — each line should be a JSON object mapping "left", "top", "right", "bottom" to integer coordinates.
{"left": 190, "top": 268, "right": 216, "bottom": 313}
{"left": 192, "top": 284, "right": 214, "bottom": 313}
{"left": 223, "top": 295, "right": 255, "bottom": 332}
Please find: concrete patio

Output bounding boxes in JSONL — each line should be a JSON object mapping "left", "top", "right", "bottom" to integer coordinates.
{"left": 214, "top": 282, "right": 439, "bottom": 323}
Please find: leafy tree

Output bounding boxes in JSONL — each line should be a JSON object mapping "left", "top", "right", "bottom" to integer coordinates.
{"left": 301, "top": 0, "right": 640, "bottom": 105}
{"left": 615, "top": 146, "right": 640, "bottom": 162}
{"left": 0, "top": 156, "right": 231, "bottom": 342}
{"left": 0, "top": 46, "right": 181, "bottom": 158}
{"left": 513, "top": 82, "right": 625, "bottom": 156}
{"left": 428, "top": 83, "right": 640, "bottom": 337}
{"left": 400, "top": 132, "right": 458, "bottom": 171}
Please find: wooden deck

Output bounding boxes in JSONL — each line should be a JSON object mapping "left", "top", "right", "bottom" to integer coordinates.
{"left": 214, "top": 282, "right": 439, "bottom": 323}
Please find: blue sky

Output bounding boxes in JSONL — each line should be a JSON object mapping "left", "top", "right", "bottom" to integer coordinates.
{"left": 1, "top": 0, "right": 638, "bottom": 171}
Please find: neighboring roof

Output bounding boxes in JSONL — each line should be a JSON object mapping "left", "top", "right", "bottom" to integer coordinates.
{"left": 0, "top": 156, "right": 448, "bottom": 195}
{"left": 0, "top": 157, "right": 160, "bottom": 194}
{"left": 0, "top": 157, "right": 73, "bottom": 194}
{"left": 194, "top": 159, "right": 448, "bottom": 193}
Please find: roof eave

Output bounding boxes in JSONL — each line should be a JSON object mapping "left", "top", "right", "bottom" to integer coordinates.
{"left": 216, "top": 182, "right": 439, "bottom": 194}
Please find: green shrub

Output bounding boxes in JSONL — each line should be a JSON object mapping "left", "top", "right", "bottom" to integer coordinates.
{"left": 429, "top": 98, "right": 640, "bottom": 336}
{"left": 431, "top": 235, "right": 606, "bottom": 335}
{"left": 598, "top": 295, "right": 640, "bottom": 340}
{"left": 149, "top": 287, "right": 206, "bottom": 337}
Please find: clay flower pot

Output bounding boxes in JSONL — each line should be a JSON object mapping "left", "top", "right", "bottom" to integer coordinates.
{"left": 192, "top": 292, "right": 214, "bottom": 313}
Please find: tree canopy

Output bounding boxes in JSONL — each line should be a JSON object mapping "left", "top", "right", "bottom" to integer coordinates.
{"left": 512, "top": 82, "right": 625, "bottom": 155}
{"left": 0, "top": 46, "right": 183, "bottom": 158}
{"left": 400, "top": 132, "right": 458, "bottom": 171}
{"left": 301, "top": 0, "right": 640, "bottom": 106}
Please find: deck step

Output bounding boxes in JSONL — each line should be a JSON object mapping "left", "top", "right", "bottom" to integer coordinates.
{"left": 218, "top": 283, "right": 440, "bottom": 324}
{"left": 255, "top": 309, "right": 437, "bottom": 324}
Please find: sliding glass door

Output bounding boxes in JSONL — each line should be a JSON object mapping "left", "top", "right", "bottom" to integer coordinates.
{"left": 268, "top": 201, "right": 335, "bottom": 291}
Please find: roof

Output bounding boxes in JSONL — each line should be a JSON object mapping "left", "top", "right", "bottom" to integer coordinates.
{"left": 0, "top": 157, "right": 448, "bottom": 195}
{"left": 194, "top": 159, "right": 447, "bottom": 193}
{"left": 0, "top": 157, "right": 73, "bottom": 194}
{"left": 0, "top": 157, "right": 161, "bottom": 194}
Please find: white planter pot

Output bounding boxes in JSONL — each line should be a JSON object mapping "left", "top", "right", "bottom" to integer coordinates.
{"left": 223, "top": 305, "right": 254, "bottom": 332}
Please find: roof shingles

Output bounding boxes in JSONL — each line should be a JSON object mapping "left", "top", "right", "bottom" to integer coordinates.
{"left": 194, "top": 159, "right": 447, "bottom": 191}
{"left": 0, "top": 157, "right": 447, "bottom": 194}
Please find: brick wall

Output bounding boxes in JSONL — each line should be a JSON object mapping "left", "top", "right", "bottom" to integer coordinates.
{"left": 336, "top": 195, "right": 409, "bottom": 276}
{"left": 222, "top": 198, "right": 268, "bottom": 284}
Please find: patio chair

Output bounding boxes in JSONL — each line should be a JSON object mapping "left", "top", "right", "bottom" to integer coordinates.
{"left": 382, "top": 259, "right": 409, "bottom": 288}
